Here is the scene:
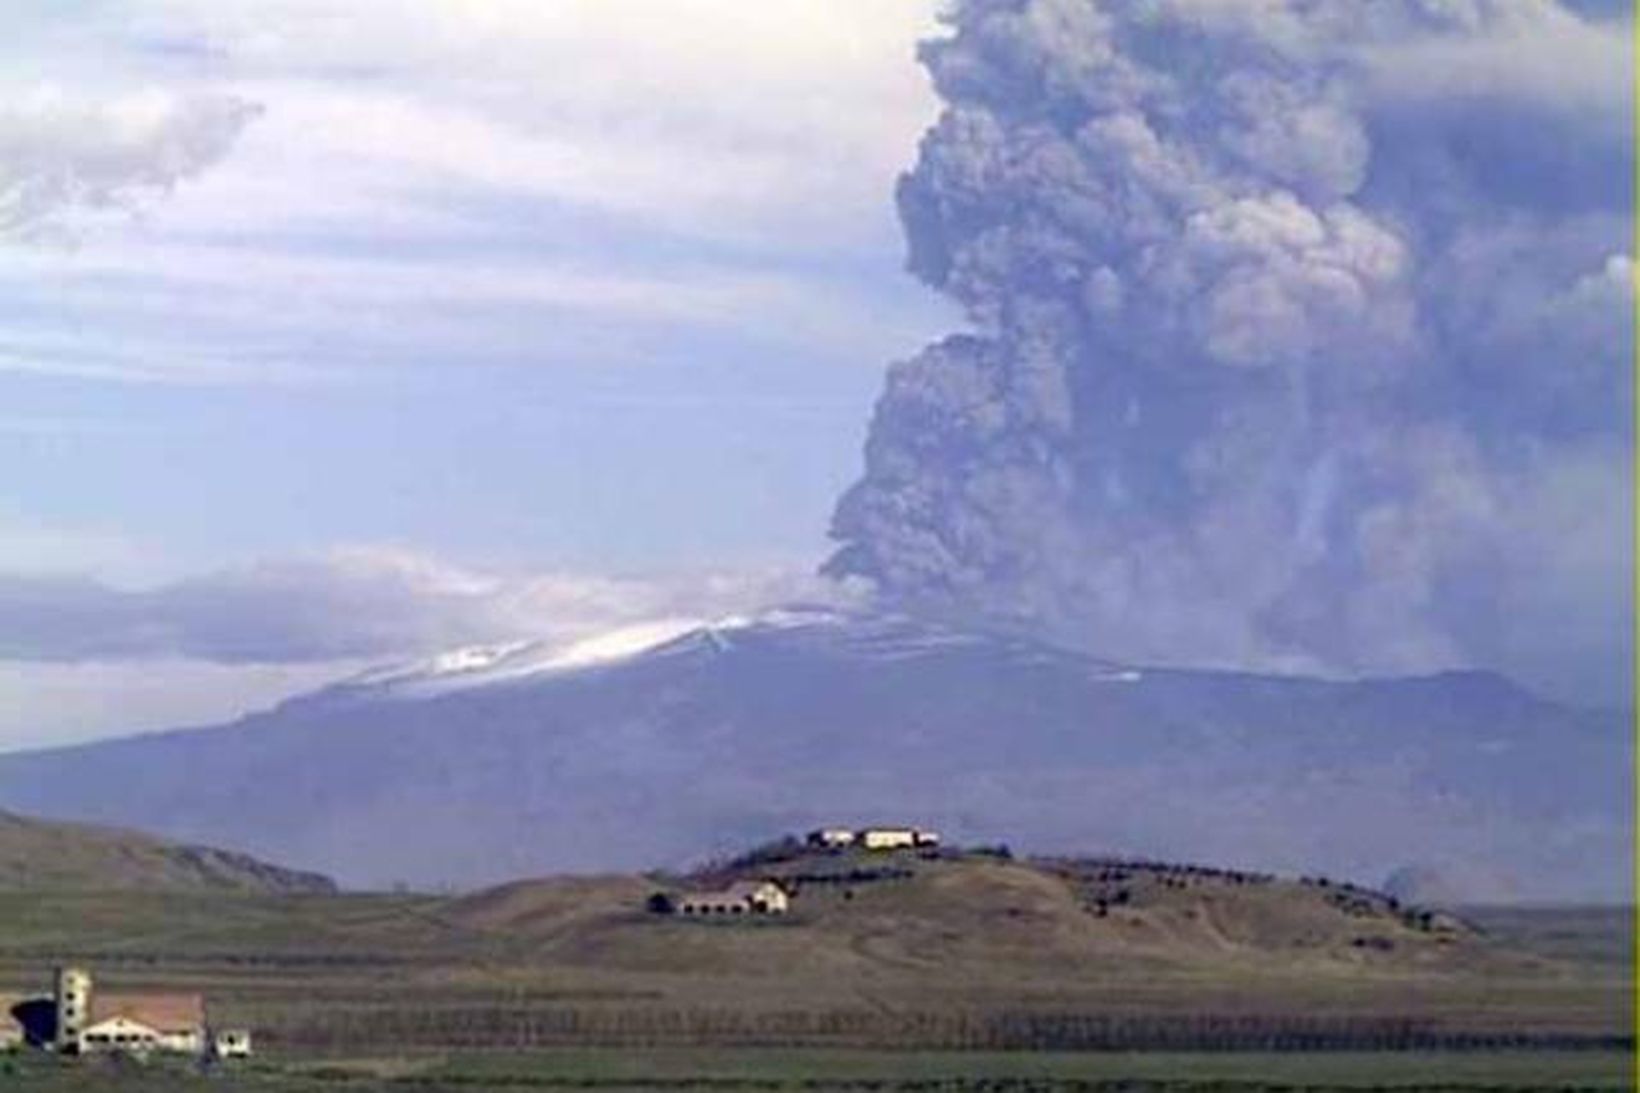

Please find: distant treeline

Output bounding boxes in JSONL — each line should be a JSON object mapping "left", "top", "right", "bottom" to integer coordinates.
{"left": 258, "top": 1005, "right": 1634, "bottom": 1053}
{"left": 785, "top": 867, "right": 915, "bottom": 889}
{"left": 1036, "top": 856, "right": 1278, "bottom": 887}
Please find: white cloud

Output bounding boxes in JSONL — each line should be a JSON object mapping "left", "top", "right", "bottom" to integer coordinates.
{"left": 91, "top": 1, "right": 945, "bottom": 242}
{"left": 0, "top": 545, "right": 841, "bottom": 665}
{"left": 0, "top": 234, "right": 951, "bottom": 385}
{"left": 0, "top": 545, "right": 861, "bottom": 746}
{"left": 0, "top": 83, "right": 261, "bottom": 237}
{"left": 0, "top": 3, "right": 953, "bottom": 386}
{"left": 145, "top": 1, "right": 938, "bottom": 138}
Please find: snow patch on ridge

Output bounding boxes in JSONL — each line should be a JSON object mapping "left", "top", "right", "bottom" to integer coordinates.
{"left": 345, "top": 613, "right": 781, "bottom": 698}
{"left": 532, "top": 617, "right": 709, "bottom": 673}
{"left": 336, "top": 604, "right": 1144, "bottom": 702}
{"left": 346, "top": 640, "right": 534, "bottom": 688}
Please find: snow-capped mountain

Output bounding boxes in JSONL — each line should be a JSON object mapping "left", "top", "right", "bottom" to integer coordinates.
{"left": 0, "top": 607, "right": 1627, "bottom": 898}
{"left": 326, "top": 607, "right": 1137, "bottom": 700}
{"left": 334, "top": 616, "right": 719, "bottom": 697}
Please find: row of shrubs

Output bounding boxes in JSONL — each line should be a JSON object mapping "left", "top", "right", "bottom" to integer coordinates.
{"left": 256, "top": 1004, "right": 1634, "bottom": 1053}
{"left": 702, "top": 836, "right": 1013, "bottom": 879}
{"left": 1044, "top": 858, "right": 1464, "bottom": 937}
{"left": 1038, "top": 859, "right": 1279, "bottom": 896}
{"left": 786, "top": 868, "right": 915, "bottom": 889}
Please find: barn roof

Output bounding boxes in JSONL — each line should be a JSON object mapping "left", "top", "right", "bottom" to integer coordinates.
{"left": 88, "top": 993, "right": 203, "bottom": 1032}
{"left": 679, "top": 879, "right": 784, "bottom": 901}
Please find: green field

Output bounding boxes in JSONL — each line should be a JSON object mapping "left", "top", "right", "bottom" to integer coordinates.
{"left": 1, "top": 1048, "right": 1634, "bottom": 1091}
{"left": 0, "top": 855, "right": 1630, "bottom": 1089}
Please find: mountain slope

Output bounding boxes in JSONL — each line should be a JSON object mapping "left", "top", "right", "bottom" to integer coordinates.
{"left": 0, "top": 608, "right": 1626, "bottom": 896}
{"left": 0, "top": 809, "right": 336, "bottom": 893}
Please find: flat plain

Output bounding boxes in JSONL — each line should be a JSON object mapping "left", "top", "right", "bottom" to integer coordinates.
{"left": 2, "top": 1046, "right": 1635, "bottom": 1091}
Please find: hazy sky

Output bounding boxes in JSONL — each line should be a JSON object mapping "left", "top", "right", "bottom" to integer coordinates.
{"left": 2, "top": 0, "right": 1632, "bottom": 749}
{"left": 2, "top": 2, "right": 950, "bottom": 746}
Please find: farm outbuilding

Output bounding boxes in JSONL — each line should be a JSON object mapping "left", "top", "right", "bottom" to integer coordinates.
{"left": 212, "top": 1028, "right": 253, "bottom": 1059}
{"left": 807, "top": 825, "right": 941, "bottom": 851}
{"left": 675, "top": 880, "right": 790, "bottom": 916}
{"left": 859, "top": 827, "right": 940, "bottom": 851}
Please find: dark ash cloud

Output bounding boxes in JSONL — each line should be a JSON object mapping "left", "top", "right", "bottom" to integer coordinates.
{"left": 828, "top": 0, "right": 1634, "bottom": 702}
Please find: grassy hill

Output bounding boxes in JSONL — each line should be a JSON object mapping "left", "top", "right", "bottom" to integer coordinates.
{"left": 0, "top": 809, "right": 335, "bottom": 894}
{"left": 438, "top": 846, "right": 1506, "bottom": 988}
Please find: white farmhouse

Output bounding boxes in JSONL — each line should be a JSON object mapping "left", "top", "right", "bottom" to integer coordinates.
{"left": 859, "top": 827, "right": 940, "bottom": 851}
{"left": 78, "top": 998, "right": 204, "bottom": 1056}
{"left": 0, "top": 967, "right": 235, "bottom": 1059}
{"left": 57, "top": 967, "right": 205, "bottom": 1056}
{"left": 675, "top": 879, "right": 790, "bottom": 916}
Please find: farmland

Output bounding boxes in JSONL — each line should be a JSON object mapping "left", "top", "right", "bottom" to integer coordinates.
{"left": 1, "top": 1046, "right": 1635, "bottom": 1091}
{"left": 0, "top": 850, "right": 1629, "bottom": 1090}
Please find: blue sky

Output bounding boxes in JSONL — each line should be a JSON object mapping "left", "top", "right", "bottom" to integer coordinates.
{"left": 0, "top": 1, "right": 957, "bottom": 745}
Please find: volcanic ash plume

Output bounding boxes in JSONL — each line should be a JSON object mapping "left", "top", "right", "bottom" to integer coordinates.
{"left": 828, "top": 0, "right": 1634, "bottom": 699}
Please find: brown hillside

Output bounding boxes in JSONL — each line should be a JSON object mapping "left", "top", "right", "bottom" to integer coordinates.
{"left": 0, "top": 809, "right": 335, "bottom": 894}
{"left": 438, "top": 849, "right": 1502, "bottom": 990}
{"left": 0, "top": 854, "right": 1621, "bottom": 1056}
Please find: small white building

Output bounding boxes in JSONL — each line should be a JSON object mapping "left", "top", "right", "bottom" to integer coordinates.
{"left": 859, "top": 827, "right": 940, "bottom": 851}
{"left": 676, "top": 879, "right": 790, "bottom": 916}
{"left": 806, "top": 828, "right": 857, "bottom": 849}
{"left": 212, "top": 1028, "right": 253, "bottom": 1059}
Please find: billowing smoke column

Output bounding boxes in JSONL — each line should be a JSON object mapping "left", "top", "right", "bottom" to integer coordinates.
{"left": 829, "top": 0, "right": 1634, "bottom": 700}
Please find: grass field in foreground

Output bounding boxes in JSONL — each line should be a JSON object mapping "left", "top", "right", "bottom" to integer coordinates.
{"left": 0, "top": 887, "right": 1628, "bottom": 1057}
{"left": 1, "top": 1047, "right": 1634, "bottom": 1091}
{"left": 0, "top": 867, "right": 1627, "bottom": 1084}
